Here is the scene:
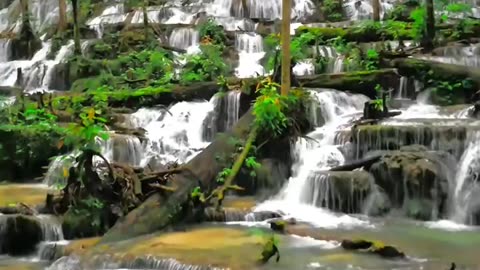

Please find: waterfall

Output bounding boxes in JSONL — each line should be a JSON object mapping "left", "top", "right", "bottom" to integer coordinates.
{"left": 293, "top": 59, "right": 315, "bottom": 76}
{"left": 169, "top": 28, "right": 199, "bottom": 51}
{"left": 203, "top": 91, "right": 242, "bottom": 141}
{"left": 246, "top": 0, "right": 315, "bottom": 20}
{"left": 234, "top": 33, "right": 265, "bottom": 78}
{"left": 343, "top": 0, "right": 395, "bottom": 20}
{"left": 87, "top": 4, "right": 127, "bottom": 38}
{"left": 0, "top": 39, "right": 11, "bottom": 62}
{"left": 127, "top": 101, "right": 215, "bottom": 166}
{"left": 43, "top": 153, "right": 76, "bottom": 187}
{"left": 451, "top": 131, "right": 480, "bottom": 224}
{"left": 255, "top": 90, "right": 371, "bottom": 228}
{"left": 100, "top": 134, "right": 144, "bottom": 167}
{"left": 24, "top": 40, "right": 74, "bottom": 93}
{"left": 396, "top": 76, "right": 408, "bottom": 99}
{"left": 315, "top": 46, "right": 344, "bottom": 73}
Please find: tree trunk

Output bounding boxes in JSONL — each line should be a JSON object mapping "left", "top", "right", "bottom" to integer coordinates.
{"left": 71, "top": 0, "right": 81, "bottom": 55}
{"left": 281, "top": 0, "right": 291, "bottom": 96}
{"left": 372, "top": 0, "right": 381, "bottom": 21}
{"left": 100, "top": 112, "right": 255, "bottom": 243}
{"left": 142, "top": 0, "right": 149, "bottom": 41}
{"left": 58, "top": 0, "right": 67, "bottom": 32}
{"left": 423, "top": 0, "right": 435, "bottom": 52}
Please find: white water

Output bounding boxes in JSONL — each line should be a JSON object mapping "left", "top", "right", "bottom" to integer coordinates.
{"left": 169, "top": 27, "right": 199, "bottom": 51}
{"left": 451, "top": 131, "right": 480, "bottom": 224}
{"left": 234, "top": 33, "right": 265, "bottom": 78}
{"left": 87, "top": 4, "right": 127, "bottom": 38}
{"left": 128, "top": 101, "right": 215, "bottom": 166}
{"left": 256, "top": 90, "right": 371, "bottom": 228}
{"left": 343, "top": 0, "right": 395, "bottom": 21}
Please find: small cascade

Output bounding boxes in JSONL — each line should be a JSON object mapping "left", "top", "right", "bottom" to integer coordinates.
{"left": 49, "top": 255, "right": 224, "bottom": 270}
{"left": 23, "top": 40, "right": 74, "bottom": 92}
{"left": 246, "top": 0, "right": 315, "bottom": 20}
{"left": 315, "top": 46, "right": 343, "bottom": 73}
{"left": 131, "top": 101, "right": 214, "bottom": 166}
{"left": 293, "top": 59, "right": 315, "bottom": 76}
{"left": 0, "top": 39, "right": 11, "bottom": 62}
{"left": 452, "top": 131, "right": 480, "bottom": 225}
{"left": 255, "top": 90, "right": 371, "bottom": 228}
{"left": 169, "top": 27, "right": 199, "bottom": 51}
{"left": 100, "top": 133, "right": 144, "bottom": 167}
{"left": 396, "top": 76, "right": 409, "bottom": 99}
{"left": 343, "top": 0, "right": 395, "bottom": 21}
{"left": 87, "top": 4, "right": 127, "bottom": 38}
{"left": 37, "top": 215, "right": 64, "bottom": 242}
{"left": 203, "top": 91, "right": 242, "bottom": 141}
{"left": 234, "top": 32, "right": 265, "bottom": 78}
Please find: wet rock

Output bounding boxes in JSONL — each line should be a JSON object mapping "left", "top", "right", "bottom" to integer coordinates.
{"left": 0, "top": 215, "right": 43, "bottom": 255}
{"left": 341, "top": 239, "right": 405, "bottom": 259}
{"left": 369, "top": 148, "right": 451, "bottom": 220}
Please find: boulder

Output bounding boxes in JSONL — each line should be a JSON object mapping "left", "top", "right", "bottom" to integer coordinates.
{"left": 369, "top": 147, "right": 451, "bottom": 220}
{"left": 0, "top": 215, "right": 43, "bottom": 255}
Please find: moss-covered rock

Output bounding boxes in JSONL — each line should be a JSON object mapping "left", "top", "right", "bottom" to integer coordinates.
{"left": 341, "top": 239, "right": 405, "bottom": 259}
{"left": 369, "top": 147, "right": 451, "bottom": 220}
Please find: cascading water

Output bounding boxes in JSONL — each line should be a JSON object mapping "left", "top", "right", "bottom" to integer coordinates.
{"left": 234, "top": 33, "right": 265, "bottom": 78}
{"left": 169, "top": 27, "right": 200, "bottom": 51}
{"left": 203, "top": 91, "right": 242, "bottom": 141}
{"left": 127, "top": 101, "right": 215, "bottom": 166}
{"left": 451, "top": 131, "right": 480, "bottom": 225}
{"left": 87, "top": 4, "right": 127, "bottom": 38}
{"left": 0, "top": 39, "right": 11, "bottom": 62}
{"left": 343, "top": 0, "right": 395, "bottom": 21}
{"left": 255, "top": 90, "right": 371, "bottom": 228}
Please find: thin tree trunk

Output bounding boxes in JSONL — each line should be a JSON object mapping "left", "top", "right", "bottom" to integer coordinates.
{"left": 424, "top": 0, "right": 435, "bottom": 51}
{"left": 372, "top": 0, "right": 380, "bottom": 21}
{"left": 143, "top": 0, "right": 149, "bottom": 41}
{"left": 281, "top": 0, "right": 291, "bottom": 96}
{"left": 71, "top": 0, "right": 81, "bottom": 55}
{"left": 58, "top": 0, "right": 67, "bottom": 32}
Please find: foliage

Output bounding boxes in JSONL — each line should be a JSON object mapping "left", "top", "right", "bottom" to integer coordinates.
{"left": 321, "top": 0, "right": 343, "bottom": 21}
{"left": 264, "top": 32, "right": 316, "bottom": 72}
{"left": 364, "top": 49, "right": 380, "bottom": 71}
{"left": 198, "top": 19, "right": 227, "bottom": 45}
{"left": 62, "top": 107, "right": 109, "bottom": 151}
{"left": 253, "top": 77, "right": 303, "bottom": 137}
{"left": 410, "top": 7, "right": 426, "bottom": 41}
{"left": 180, "top": 44, "right": 228, "bottom": 84}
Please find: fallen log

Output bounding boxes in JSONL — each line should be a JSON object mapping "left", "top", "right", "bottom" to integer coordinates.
{"left": 297, "top": 69, "right": 399, "bottom": 99}
{"left": 329, "top": 154, "right": 383, "bottom": 171}
{"left": 100, "top": 111, "right": 255, "bottom": 243}
{"left": 55, "top": 70, "right": 399, "bottom": 109}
